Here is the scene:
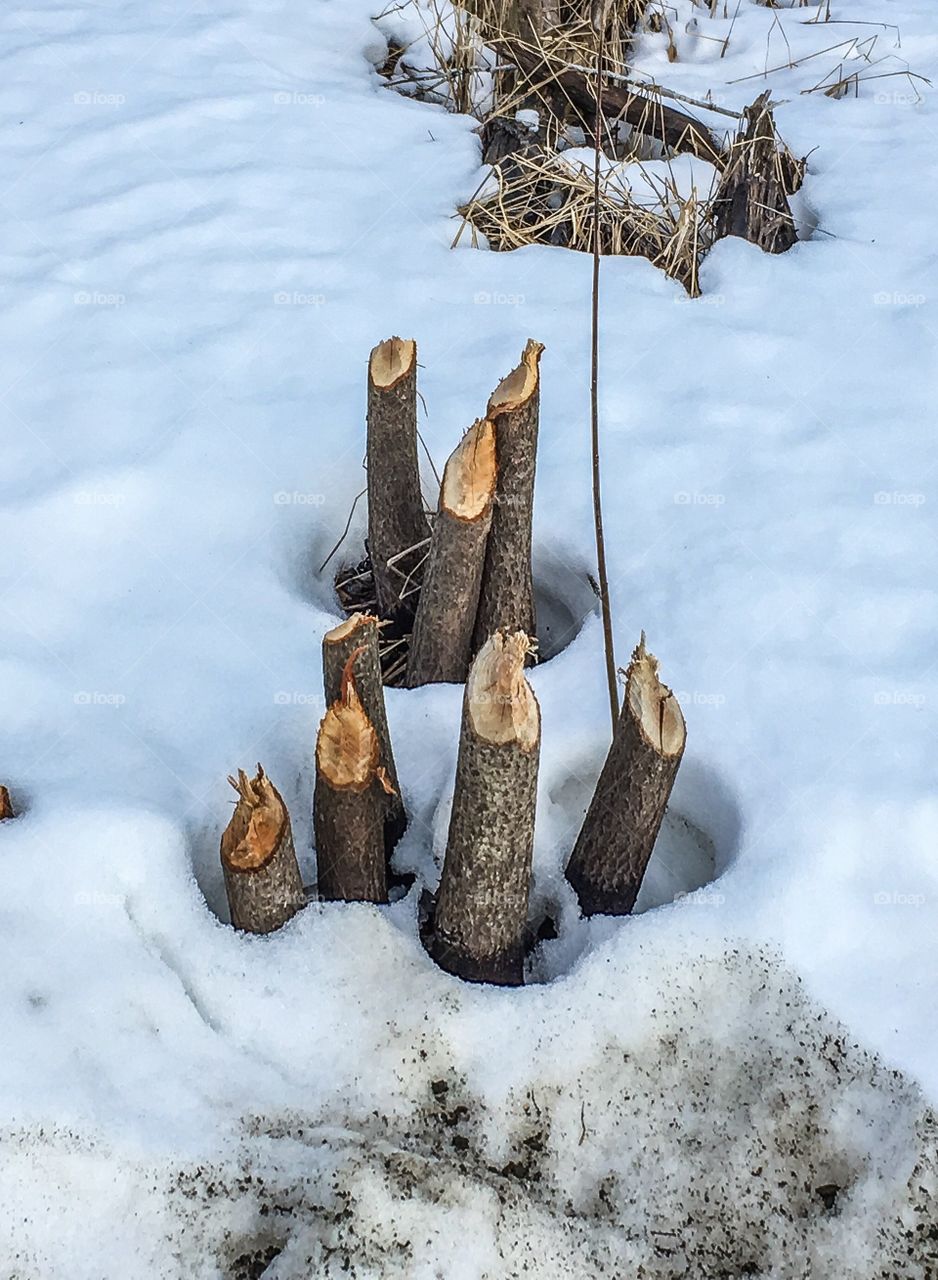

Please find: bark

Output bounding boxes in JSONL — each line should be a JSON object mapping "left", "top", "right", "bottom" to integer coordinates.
{"left": 366, "top": 337, "right": 430, "bottom": 624}
{"left": 407, "top": 418, "right": 497, "bottom": 687}
{"left": 566, "top": 637, "right": 686, "bottom": 916}
{"left": 314, "top": 661, "right": 391, "bottom": 904}
{"left": 473, "top": 340, "right": 543, "bottom": 654}
{"left": 711, "top": 91, "right": 799, "bottom": 254}
{"left": 427, "top": 631, "right": 540, "bottom": 985}
{"left": 492, "top": 36, "right": 724, "bottom": 168}
{"left": 0, "top": 786, "right": 13, "bottom": 820}
{"left": 322, "top": 612, "right": 406, "bottom": 849}
{"left": 220, "top": 766, "right": 305, "bottom": 934}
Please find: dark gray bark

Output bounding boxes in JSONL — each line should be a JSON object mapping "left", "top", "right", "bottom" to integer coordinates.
{"left": 566, "top": 638, "right": 686, "bottom": 916}
{"left": 322, "top": 612, "right": 406, "bottom": 849}
{"left": 427, "top": 632, "right": 540, "bottom": 985}
{"left": 313, "top": 668, "right": 390, "bottom": 905}
{"left": 407, "top": 418, "right": 497, "bottom": 687}
{"left": 366, "top": 337, "right": 429, "bottom": 624}
{"left": 221, "top": 766, "right": 305, "bottom": 934}
{"left": 711, "top": 91, "right": 799, "bottom": 254}
{"left": 472, "top": 341, "right": 543, "bottom": 654}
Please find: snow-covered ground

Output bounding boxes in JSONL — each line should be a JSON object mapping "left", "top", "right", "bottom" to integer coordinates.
{"left": 1, "top": 0, "right": 937, "bottom": 1274}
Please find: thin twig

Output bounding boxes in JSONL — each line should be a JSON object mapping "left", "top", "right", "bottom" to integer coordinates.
{"left": 318, "top": 488, "right": 366, "bottom": 574}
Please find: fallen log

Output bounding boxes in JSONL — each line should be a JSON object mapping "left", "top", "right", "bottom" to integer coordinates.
{"left": 473, "top": 340, "right": 543, "bottom": 654}
{"left": 220, "top": 765, "right": 305, "bottom": 934}
{"left": 566, "top": 636, "right": 686, "bottom": 916}
{"left": 323, "top": 612, "right": 406, "bottom": 850}
{"left": 492, "top": 36, "right": 724, "bottom": 168}
{"left": 0, "top": 786, "right": 13, "bottom": 820}
{"left": 407, "top": 418, "right": 497, "bottom": 687}
{"left": 711, "top": 91, "right": 799, "bottom": 254}
{"left": 367, "top": 337, "right": 430, "bottom": 624}
{"left": 314, "top": 659, "right": 391, "bottom": 904}
{"left": 427, "top": 631, "right": 540, "bottom": 985}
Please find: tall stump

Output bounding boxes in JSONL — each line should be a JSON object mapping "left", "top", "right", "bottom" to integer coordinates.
{"left": 367, "top": 337, "right": 429, "bottom": 624}
{"left": 428, "top": 631, "right": 540, "bottom": 985}
{"left": 407, "top": 417, "right": 497, "bottom": 687}
{"left": 566, "top": 637, "right": 686, "bottom": 916}
{"left": 220, "top": 765, "right": 305, "bottom": 934}
{"left": 473, "top": 340, "right": 543, "bottom": 654}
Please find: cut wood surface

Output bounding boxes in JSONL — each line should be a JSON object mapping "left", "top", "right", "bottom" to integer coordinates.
{"left": 473, "top": 340, "right": 543, "bottom": 654}
{"left": 566, "top": 636, "right": 686, "bottom": 916}
{"left": 407, "top": 418, "right": 497, "bottom": 687}
{"left": 220, "top": 765, "right": 305, "bottom": 934}
{"left": 712, "top": 91, "right": 798, "bottom": 254}
{"left": 0, "top": 786, "right": 13, "bottom": 820}
{"left": 323, "top": 612, "right": 406, "bottom": 849}
{"left": 366, "top": 337, "right": 429, "bottom": 623}
{"left": 314, "top": 659, "right": 391, "bottom": 904}
{"left": 428, "top": 631, "right": 540, "bottom": 985}
{"left": 493, "top": 36, "right": 724, "bottom": 168}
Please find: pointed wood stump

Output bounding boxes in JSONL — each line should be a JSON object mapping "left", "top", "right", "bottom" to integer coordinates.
{"left": 0, "top": 787, "right": 13, "bottom": 820}
{"left": 407, "top": 418, "right": 497, "bottom": 687}
{"left": 322, "top": 612, "right": 406, "bottom": 851}
{"left": 473, "top": 340, "right": 543, "bottom": 654}
{"left": 314, "top": 661, "right": 391, "bottom": 904}
{"left": 221, "top": 765, "right": 305, "bottom": 934}
{"left": 566, "top": 637, "right": 686, "bottom": 916}
{"left": 367, "top": 337, "right": 429, "bottom": 624}
{"left": 712, "top": 91, "right": 799, "bottom": 254}
{"left": 428, "top": 631, "right": 540, "bottom": 985}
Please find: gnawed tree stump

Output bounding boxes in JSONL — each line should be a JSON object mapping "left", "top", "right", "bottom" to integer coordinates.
{"left": 221, "top": 766, "right": 305, "bottom": 934}
{"left": 407, "top": 418, "right": 497, "bottom": 687}
{"left": 323, "top": 613, "right": 406, "bottom": 850}
{"left": 0, "top": 787, "right": 13, "bottom": 820}
{"left": 367, "top": 337, "right": 429, "bottom": 624}
{"left": 473, "top": 341, "right": 543, "bottom": 655}
{"left": 711, "top": 91, "right": 799, "bottom": 255}
{"left": 427, "top": 631, "right": 540, "bottom": 985}
{"left": 566, "top": 637, "right": 686, "bottom": 916}
{"left": 314, "top": 660, "right": 392, "bottom": 904}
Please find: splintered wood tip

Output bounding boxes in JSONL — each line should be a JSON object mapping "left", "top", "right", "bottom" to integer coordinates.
{"left": 0, "top": 786, "right": 13, "bottom": 820}
{"left": 221, "top": 765, "right": 287, "bottom": 871}
{"left": 626, "top": 639, "right": 686, "bottom": 757}
{"left": 369, "top": 337, "right": 417, "bottom": 389}
{"left": 324, "top": 613, "right": 377, "bottom": 645}
{"left": 487, "top": 340, "right": 544, "bottom": 415}
{"left": 441, "top": 418, "right": 497, "bottom": 520}
{"left": 468, "top": 630, "right": 540, "bottom": 751}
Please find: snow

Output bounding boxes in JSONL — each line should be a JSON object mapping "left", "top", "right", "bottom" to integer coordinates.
{"left": 1, "top": 0, "right": 938, "bottom": 1274}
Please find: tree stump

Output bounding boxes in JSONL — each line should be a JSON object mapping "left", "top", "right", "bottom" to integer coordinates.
{"left": 566, "top": 637, "right": 686, "bottom": 916}
{"left": 407, "top": 418, "right": 497, "bottom": 687}
{"left": 427, "top": 631, "right": 540, "bottom": 985}
{"left": 473, "top": 340, "right": 544, "bottom": 654}
{"left": 314, "top": 660, "right": 391, "bottom": 904}
{"left": 220, "top": 766, "right": 305, "bottom": 934}
{"left": 323, "top": 612, "right": 406, "bottom": 850}
{"left": 367, "top": 337, "right": 429, "bottom": 624}
{"left": 711, "top": 91, "right": 799, "bottom": 254}
{"left": 0, "top": 787, "right": 13, "bottom": 820}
